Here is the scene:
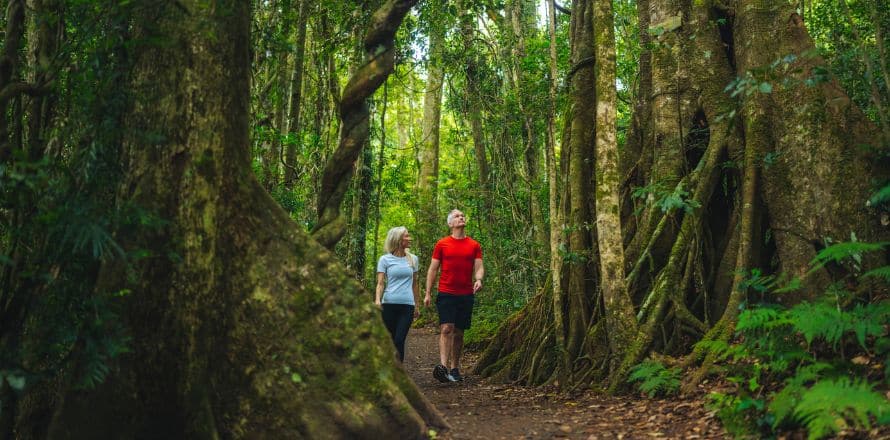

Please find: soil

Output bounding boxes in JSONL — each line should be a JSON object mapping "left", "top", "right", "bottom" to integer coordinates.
{"left": 404, "top": 326, "right": 729, "bottom": 440}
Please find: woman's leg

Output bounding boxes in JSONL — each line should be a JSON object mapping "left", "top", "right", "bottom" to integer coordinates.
{"left": 381, "top": 304, "right": 400, "bottom": 347}
{"left": 392, "top": 305, "right": 415, "bottom": 362}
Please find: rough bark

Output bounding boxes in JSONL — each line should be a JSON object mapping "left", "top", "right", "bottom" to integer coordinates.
{"left": 12, "top": 1, "right": 446, "bottom": 438}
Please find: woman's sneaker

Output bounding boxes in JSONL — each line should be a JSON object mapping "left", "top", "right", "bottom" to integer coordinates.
{"left": 433, "top": 364, "right": 451, "bottom": 383}
{"left": 450, "top": 368, "right": 463, "bottom": 381}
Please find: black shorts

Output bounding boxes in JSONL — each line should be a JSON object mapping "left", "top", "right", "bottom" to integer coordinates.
{"left": 436, "top": 293, "right": 475, "bottom": 330}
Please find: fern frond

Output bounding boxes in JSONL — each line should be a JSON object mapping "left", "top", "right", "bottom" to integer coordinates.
{"left": 811, "top": 241, "right": 887, "bottom": 268}
{"left": 849, "top": 302, "right": 890, "bottom": 350}
{"left": 794, "top": 377, "right": 890, "bottom": 439}
{"left": 789, "top": 302, "right": 848, "bottom": 347}
{"left": 862, "top": 265, "right": 890, "bottom": 281}
{"left": 628, "top": 360, "right": 681, "bottom": 397}
{"left": 736, "top": 306, "right": 785, "bottom": 333}
{"left": 868, "top": 184, "right": 890, "bottom": 206}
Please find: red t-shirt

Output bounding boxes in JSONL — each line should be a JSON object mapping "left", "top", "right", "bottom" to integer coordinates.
{"left": 432, "top": 236, "right": 483, "bottom": 295}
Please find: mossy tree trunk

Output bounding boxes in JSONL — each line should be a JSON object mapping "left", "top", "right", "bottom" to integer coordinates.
{"left": 12, "top": 1, "right": 446, "bottom": 438}
{"left": 477, "top": 0, "right": 887, "bottom": 391}
{"left": 593, "top": 0, "right": 638, "bottom": 371}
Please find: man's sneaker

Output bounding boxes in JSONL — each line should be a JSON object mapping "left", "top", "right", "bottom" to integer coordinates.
{"left": 450, "top": 368, "right": 463, "bottom": 382}
{"left": 433, "top": 364, "right": 450, "bottom": 383}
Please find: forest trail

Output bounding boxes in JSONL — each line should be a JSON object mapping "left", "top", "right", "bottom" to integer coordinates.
{"left": 405, "top": 327, "right": 728, "bottom": 439}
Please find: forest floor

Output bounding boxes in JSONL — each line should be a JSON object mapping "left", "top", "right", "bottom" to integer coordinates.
{"left": 405, "top": 326, "right": 729, "bottom": 440}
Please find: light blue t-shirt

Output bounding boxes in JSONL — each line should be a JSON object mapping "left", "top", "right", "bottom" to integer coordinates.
{"left": 377, "top": 253, "right": 419, "bottom": 305}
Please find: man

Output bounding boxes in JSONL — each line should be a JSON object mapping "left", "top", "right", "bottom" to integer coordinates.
{"left": 424, "top": 209, "right": 484, "bottom": 383}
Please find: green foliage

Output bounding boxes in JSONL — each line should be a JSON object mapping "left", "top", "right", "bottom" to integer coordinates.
{"left": 631, "top": 181, "right": 701, "bottom": 214}
{"left": 704, "top": 241, "right": 890, "bottom": 439}
{"left": 794, "top": 378, "right": 890, "bottom": 439}
{"left": 627, "top": 359, "right": 681, "bottom": 398}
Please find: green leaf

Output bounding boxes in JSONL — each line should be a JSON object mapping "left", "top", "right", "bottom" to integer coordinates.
{"left": 759, "top": 82, "right": 773, "bottom": 94}
{"left": 868, "top": 184, "right": 890, "bottom": 206}
{"left": 6, "top": 373, "right": 26, "bottom": 391}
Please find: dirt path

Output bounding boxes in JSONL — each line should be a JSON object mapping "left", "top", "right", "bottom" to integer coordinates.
{"left": 404, "top": 327, "right": 728, "bottom": 439}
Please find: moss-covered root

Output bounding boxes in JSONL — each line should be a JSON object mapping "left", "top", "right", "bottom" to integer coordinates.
{"left": 474, "top": 287, "right": 561, "bottom": 385}
{"left": 681, "top": 318, "right": 734, "bottom": 393}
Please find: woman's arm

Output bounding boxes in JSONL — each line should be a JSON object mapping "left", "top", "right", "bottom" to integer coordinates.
{"left": 412, "top": 266, "right": 421, "bottom": 317}
{"left": 375, "top": 272, "right": 386, "bottom": 306}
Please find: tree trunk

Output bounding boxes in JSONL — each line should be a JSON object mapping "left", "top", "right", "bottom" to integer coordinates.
{"left": 593, "top": 0, "right": 638, "bottom": 369}
{"left": 15, "top": 1, "right": 446, "bottom": 437}
{"left": 312, "top": 0, "right": 420, "bottom": 249}
{"left": 348, "top": 142, "right": 373, "bottom": 283}
{"left": 477, "top": 0, "right": 888, "bottom": 391}
{"left": 415, "top": 26, "right": 445, "bottom": 262}
{"left": 284, "top": 0, "right": 308, "bottom": 189}
{"left": 459, "top": 4, "right": 492, "bottom": 224}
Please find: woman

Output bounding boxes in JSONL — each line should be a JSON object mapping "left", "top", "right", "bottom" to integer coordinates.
{"left": 375, "top": 226, "right": 421, "bottom": 362}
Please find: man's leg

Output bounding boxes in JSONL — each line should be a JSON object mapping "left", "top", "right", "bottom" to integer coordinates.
{"left": 451, "top": 327, "right": 464, "bottom": 370}
{"left": 439, "top": 323, "right": 454, "bottom": 367}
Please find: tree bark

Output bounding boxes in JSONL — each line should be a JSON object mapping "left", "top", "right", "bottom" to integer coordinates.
{"left": 15, "top": 1, "right": 445, "bottom": 437}
{"left": 593, "top": 0, "right": 638, "bottom": 369}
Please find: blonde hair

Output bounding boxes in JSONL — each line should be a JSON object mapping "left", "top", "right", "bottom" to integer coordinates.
{"left": 384, "top": 226, "right": 416, "bottom": 268}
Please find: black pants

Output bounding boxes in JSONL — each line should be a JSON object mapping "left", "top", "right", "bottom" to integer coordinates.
{"left": 381, "top": 304, "right": 415, "bottom": 362}
{"left": 383, "top": 303, "right": 414, "bottom": 362}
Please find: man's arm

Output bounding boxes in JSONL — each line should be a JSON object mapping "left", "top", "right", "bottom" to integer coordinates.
{"left": 424, "top": 258, "right": 441, "bottom": 307}
{"left": 473, "top": 258, "right": 485, "bottom": 293}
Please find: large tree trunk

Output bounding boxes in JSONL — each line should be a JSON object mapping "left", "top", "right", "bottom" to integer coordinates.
{"left": 13, "top": 1, "right": 445, "bottom": 437}
{"left": 477, "top": 0, "right": 887, "bottom": 391}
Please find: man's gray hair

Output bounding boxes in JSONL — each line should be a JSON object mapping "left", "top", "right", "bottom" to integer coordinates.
{"left": 446, "top": 209, "right": 462, "bottom": 227}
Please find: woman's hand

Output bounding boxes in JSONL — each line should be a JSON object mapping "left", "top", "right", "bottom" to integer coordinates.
{"left": 374, "top": 299, "right": 382, "bottom": 308}
{"left": 413, "top": 307, "right": 420, "bottom": 319}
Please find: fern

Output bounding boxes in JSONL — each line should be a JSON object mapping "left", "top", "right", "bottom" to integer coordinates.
{"left": 810, "top": 241, "right": 887, "bottom": 270}
{"left": 849, "top": 302, "right": 890, "bottom": 350}
{"left": 868, "top": 183, "right": 890, "bottom": 206}
{"left": 736, "top": 305, "right": 790, "bottom": 333}
{"left": 627, "top": 359, "right": 682, "bottom": 397}
{"left": 794, "top": 377, "right": 890, "bottom": 439}
{"left": 862, "top": 265, "right": 890, "bottom": 281}
{"left": 788, "top": 301, "right": 848, "bottom": 347}
{"left": 769, "top": 363, "right": 835, "bottom": 428}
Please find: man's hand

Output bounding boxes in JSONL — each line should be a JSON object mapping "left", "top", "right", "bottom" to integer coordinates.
{"left": 473, "top": 279, "right": 482, "bottom": 293}
{"left": 423, "top": 294, "right": 431, "bottom": 307}
{"left": 413, "top": 307, "right": 420, "bottom": 319}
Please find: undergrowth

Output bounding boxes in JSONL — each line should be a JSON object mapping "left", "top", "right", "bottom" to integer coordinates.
{"left": 627, "top": 233, "right": 890, "bottom": 438}
{"left": 698, "top": 240, "right": 890, "bottom": 439}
